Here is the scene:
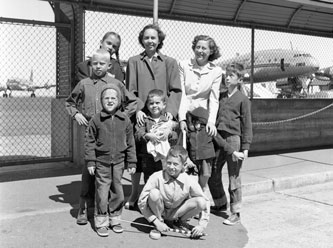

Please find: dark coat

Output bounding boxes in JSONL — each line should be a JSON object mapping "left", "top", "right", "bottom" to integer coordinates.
{"left": 85, "top": 109, "right": 137, "bottom": 168}
{"left": 186, "top": 107, "right": 215, "bottom": 161}
{"left": 126, "top": 52, "right": 182, "bottom": 118}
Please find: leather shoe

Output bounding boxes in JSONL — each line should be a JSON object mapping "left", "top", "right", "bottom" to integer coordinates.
{"left": 76, "top": 208, "right": 88, "bottom": 225}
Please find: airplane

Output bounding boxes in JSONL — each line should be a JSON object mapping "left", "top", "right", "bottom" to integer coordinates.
{"left": 311, "top": 65, "right": 333, "bottom": 91}
{"left": 215, "top": 49, "right": 320, "bottom": 98}
{"left": 0, "top": 69, "right": 56, "bottom": 98}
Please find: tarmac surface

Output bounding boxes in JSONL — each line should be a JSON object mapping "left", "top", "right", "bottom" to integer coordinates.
{"left": 0, "top": 148, "right": 332, "bottom": 247}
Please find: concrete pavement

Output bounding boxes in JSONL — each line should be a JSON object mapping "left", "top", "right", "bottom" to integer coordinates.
{"left": 0, "top": 148, "right": 332, "bottom": 247}
{"left": 1, "top": 148, "right": 332, "bottom": 219}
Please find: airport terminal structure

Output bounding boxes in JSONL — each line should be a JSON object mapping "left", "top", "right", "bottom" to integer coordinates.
{"left": 0, "top": 0, "right": 333, "bottom": 166}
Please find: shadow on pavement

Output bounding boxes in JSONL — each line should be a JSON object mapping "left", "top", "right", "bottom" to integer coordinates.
{"left": 49, "top": 180, "right": 81, "bottom": 218}
{"left": 130, "top": 217, "right": 152, "bottom": 234}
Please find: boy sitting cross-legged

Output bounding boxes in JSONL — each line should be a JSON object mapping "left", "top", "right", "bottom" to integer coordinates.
{"left": 138, "top": 145, "right": 210, "bottom": 239}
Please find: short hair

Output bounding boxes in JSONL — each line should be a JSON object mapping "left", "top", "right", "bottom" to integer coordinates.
{"left": 138, "top": 24, "right": 166, "bottom": 52}
{"left": 191, "top": 35, "right": 221, "bottom": 61}
{"left": 91, "top": 49, "right": 111, "bottom": 62}
{"left": 100, "top": 84, "right": 122, "bottom": 108}
{"left": 146, "top": 89, "right": 166, "bottom": 103}
{"left": 166, "top": 145, "right": 188, "bottom": 165}
{"left": 226, "top": 62, "right": 245, "bottom": 79}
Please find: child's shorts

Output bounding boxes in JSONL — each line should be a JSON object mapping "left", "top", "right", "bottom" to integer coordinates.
{"left": 195, "top": 159, "right": 213, "bottom": 177}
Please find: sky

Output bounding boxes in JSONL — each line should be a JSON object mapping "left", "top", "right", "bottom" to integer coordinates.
{"left": 0, "top": 0, "right": 53, "bottom": 22}
{"left": 1, "top": 0, "right": 333, "bottom": 93}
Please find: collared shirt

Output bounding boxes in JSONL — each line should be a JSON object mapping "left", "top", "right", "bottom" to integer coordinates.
{"left": 138, "top": 170, "right": 210, "bottom": 228}
{"left": 178, "top": 59, "right": 222, "bottom": 124}
{"left": 65, "top": 74, "right": 138, "bottom": 119}
{"left": 126, "top": 51, "right": 182, "bottom": 118}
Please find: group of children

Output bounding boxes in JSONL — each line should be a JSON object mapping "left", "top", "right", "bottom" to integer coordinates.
{"left": 65, "top": 24, "right": 252, "bottom": 239}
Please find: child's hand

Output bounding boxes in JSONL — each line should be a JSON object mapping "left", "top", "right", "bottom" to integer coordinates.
{"left": 191, "top": 225, "right": 205, "bottom": 239}
{"left": 74, "top": 113, "right": 88, "bottom": 126}
{"left": 127, "top": 167, "right": 136, "bottom": 175}
{"left": 206, "top": 122, "right": 217, "bottom": 136}
{"left": 243, "top": 150, "right": 249, "bottom": 159}
{"left": 184, "top": 157, "right": 196, "bottom": 169}
{"left": 136, "top": 110, "right": 147, "bottom": 126}
{"left": 165, "top": 112, "right": 173, "bottom": 121}
{"left": 145, "top": 133, "right": 159, "bottom": 143}
{"left": 153, "top": 218, "right": 169, "bottom": 233}
{"left": 180, "top": 121, "right": 188, "bottom": 132}
{"left": 232, "top": 151, "right": 244, "bottom": 161}
{"left": 87, "top": 166, "right": 95, "bottom": 175}
{"left": 155, "top": 131, "right": 167, "bottom": 141}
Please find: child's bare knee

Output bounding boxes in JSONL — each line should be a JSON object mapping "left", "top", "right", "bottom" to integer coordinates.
{"left": 148, "top": 188, "right": 161, "bottom": 202}
{"left": 195, "top": 197, "right": 207, "bottom": 210}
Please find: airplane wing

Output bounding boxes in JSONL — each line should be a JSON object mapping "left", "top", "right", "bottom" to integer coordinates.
{"left": 29, "top": 82, "right": 56, "bottom": 90}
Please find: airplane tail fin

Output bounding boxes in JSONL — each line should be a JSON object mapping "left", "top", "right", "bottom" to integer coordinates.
{"left": 30, "top": 69, "right": 33, "bottom": 82}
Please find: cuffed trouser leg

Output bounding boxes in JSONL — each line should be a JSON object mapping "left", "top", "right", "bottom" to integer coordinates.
{"left": 94, "top": 214, "right": 109, "bottom": 229}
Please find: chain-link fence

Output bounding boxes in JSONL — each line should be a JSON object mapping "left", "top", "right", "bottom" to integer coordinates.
{"left": 0, "top": 19, "right": 71, "bottom": 165}
{"left": 83, "top": 10, "right": 333, "bottom": 153}
{"left": 84, "top": 11, "right": 333, "bottom": 100}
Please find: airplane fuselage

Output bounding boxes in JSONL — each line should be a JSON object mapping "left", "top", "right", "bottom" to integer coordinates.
{"left": 6, "top": 79, "right": 34, "bottom": 92}
{"left": 217, "top": 49, "right": 320, "bottom": 83}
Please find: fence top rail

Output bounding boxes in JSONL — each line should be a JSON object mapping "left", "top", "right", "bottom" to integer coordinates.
{"left": 0, "top": 17, "right": 71, "bottom": 28}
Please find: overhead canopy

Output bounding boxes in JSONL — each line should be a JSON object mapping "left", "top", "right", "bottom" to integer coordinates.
{"left": 51, "top": 0, "right": 333, "bottom": 37}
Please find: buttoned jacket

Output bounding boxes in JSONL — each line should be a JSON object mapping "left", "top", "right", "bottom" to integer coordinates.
{"left": 178, "top": 59, "right": 222, "bottom": 124}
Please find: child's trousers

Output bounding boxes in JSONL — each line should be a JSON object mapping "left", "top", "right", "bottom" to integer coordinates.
{"left": 94, "top": 161, "right": 124, "bottom": 228}
{"left": 208, "top": 133, "right": 243, "bottom": 214}
{"left": 79, "top": 126, "right": 95, "bottom": 209}
{"left": 79, "top": 164, "right": 95, "bottom": 209}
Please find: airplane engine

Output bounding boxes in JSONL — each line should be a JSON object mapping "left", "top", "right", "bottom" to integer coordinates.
{"left": 316, "top": 66, "right": 333, "bottom": 81}
{"left": 276, "top": 77, "right": 306, "bottom": 98}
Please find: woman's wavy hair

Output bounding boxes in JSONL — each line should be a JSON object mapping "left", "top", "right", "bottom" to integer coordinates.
{"left": 191, "top": 35, "right": 221, "bottom": 61}
{"left": 138, "top": 24, "right": 166, "bottom": 52}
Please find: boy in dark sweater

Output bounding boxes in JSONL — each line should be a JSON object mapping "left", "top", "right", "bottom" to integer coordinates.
{"left": 208, "top": 62, "right": 253, "bottom": 225}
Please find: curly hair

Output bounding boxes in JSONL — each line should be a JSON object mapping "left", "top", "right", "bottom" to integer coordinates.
{"left": 138, "top": 24, "right": 166, "bottom": 52}
{"left": 191, "top": 35, "right": 221, "bottom": 61}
